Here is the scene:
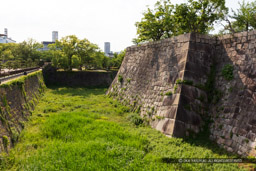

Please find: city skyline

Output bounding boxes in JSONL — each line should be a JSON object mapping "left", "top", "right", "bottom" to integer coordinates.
{"left": 0, "top": 0, "right": 254, "bottom": 52}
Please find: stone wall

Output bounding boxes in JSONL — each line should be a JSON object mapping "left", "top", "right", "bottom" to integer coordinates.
{"left": 0, "top": 71, "right": 45, "bottom": 152}
{"left": 210, "top": 31, "right": 256, "bottom": 156}
{"left": 43, "top": 68, "right": 117, "bottom": 87}
{"left": 108, "top": 31, "right": 256, "bottom": 157}
{"left": 107, "top": 33, "right": 213, "bottom": 137}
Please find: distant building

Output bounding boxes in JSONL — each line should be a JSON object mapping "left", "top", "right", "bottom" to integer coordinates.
{"left": 52, "top": 31, "right": 58, "bottom": 42}
{"left": 41, "top": 41, "right": 55, "bottom": 51}
{"left": 39, "top": 31, "right": 59, "bottom": 51}
{"left": 104, "top": 42, "right": 114, "bottom": 57}
{"left": 0, "top": 28, "right": 16, "bottom": 43}
{"left": 104, "top": 42, "right": 110, "bottom": 55}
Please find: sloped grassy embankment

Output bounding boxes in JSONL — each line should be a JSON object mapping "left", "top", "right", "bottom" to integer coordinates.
{"left": 0, "top": 87, "right": 250, "bottom": 170}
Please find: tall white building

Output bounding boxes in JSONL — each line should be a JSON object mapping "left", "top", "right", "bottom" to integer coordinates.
{"left": 0, "top": 28, "right": 16, "bottom": 43}
{"left": 52, "top": 31, "right": 58, "bottom": 42}
{"left": 104, "top": 42, "right": 110, "bottom": 55}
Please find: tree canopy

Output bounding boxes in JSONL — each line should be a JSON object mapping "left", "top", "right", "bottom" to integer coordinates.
{"left": 48, "top": 35, "right": 125, "bottom": 71}
{"left": 0, "top": 36, "right": 125, "bottom": 72}
{"left": 224, "top": 0, "right": 256, "bottom": 33}
{"left": 133, "top": 0, "right": 228, "bottom": 43}
{"left": 0, "top": 39, "right": 43, "bottom": 72}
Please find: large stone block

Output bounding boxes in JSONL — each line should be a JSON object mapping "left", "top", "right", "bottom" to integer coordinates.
{"left": 173, "top": 120, "right": 186, "bottom": 137}
{"left": 176, "top": 105, "right": 202, "bottom": 126}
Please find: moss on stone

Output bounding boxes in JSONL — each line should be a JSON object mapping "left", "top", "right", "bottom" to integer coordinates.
{"left": 2, "top": 135, "right": 9, "bottom": 150}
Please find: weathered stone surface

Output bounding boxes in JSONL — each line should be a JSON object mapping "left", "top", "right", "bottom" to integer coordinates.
{"left": 209, "top": 30, "right": 256, "bottom": 157}
{"left": 43, "top": 70, "right": 117, "bottom": 87}
{"left": 107, "top": 31, "right": 256, "bottom": 157}
{"left": 0, "top": 72, "right": 45, "bottom": 153}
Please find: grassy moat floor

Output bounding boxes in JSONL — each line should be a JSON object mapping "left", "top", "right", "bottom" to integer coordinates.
{"left": 0, "top": 87, "right": 254, "bottom": 170}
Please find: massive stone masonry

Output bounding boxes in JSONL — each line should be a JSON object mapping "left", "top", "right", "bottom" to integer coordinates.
{"left": 210, "top": 31, "right": 256, "bottom": 157}
{"left": 0, "top": 71, "right": 46, "bottom": 153}
{"left": 42, "top": 65, "right": 117, "bottom": 87}
{"left": 107, "top": 31, "right": 256, "bottom": 156}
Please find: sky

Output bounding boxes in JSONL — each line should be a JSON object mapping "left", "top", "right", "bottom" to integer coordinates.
{"left": 0, "top": 0, "right": 254, "bottom": 52}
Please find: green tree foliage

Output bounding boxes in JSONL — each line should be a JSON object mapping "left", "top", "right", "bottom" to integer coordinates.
{"left": 48, "top": 35, "right": 125, "bottom": 71}
{"left": 0, "top": 46, "right": 14, "bottom": 71}
{"left": 54, "top": 35, "right": 79, "bottom": 71}
{"left": 133, "top": 0, "right": 175, "bottom": 43}
{"left": 110, "top": 50, "right": 126, "bottom": 69}
{"left": 134, "top": 0, "right": 228, "bottom": 43}
{"left": 0, "top": 36, "right": 125, "bottom": 72}
{"left": 16, "top": 39, "right": 43, "bottom": 66}
{"left": 218, "top": 0, "right": 256, "bottom": 34}
{"left": 0, "top": 39, "right": 43, "bottom": 72}
{"left": 77, "top": 38, "right": 99, "bottom": 70}
{"left": 175, "top": 0, "right": 227, "bottom": 34}
{"left": 230, "top": 0, "right": 256, "bottom": 32}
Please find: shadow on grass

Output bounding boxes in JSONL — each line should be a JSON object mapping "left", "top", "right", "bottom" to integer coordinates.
{"left": 184, "top": 132, "right": 236, "bottom": 157}
{"left": 180, "top": 133, "right": 256, "bottom": 169}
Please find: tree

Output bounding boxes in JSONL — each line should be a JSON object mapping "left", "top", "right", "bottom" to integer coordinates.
{"left": 71, "top": 55, "right": 81, "bottom": 69}
{"left": 48, "top": 43, "right": 64, "bottom": 68}
{"left": 0, "top": 39, "right": 45, "bottom": 71}
{"left": 15, "top": 38, "right": 43, "bottom": 68}
{"left": 0, "top": 44, "right": 16, "bottom": 72}
{"left": 51, "top": 35, "right": 108, "bottom": 71}
{"left": 134, "top": 0, "right": 228, "bottom": 43}
{"left": 177, "top": 0, "right": 227, "bottom": 34}
{"left": 77, "top": 39, "right": 98, "bottom": 70}
{"left": 230, "top": 0, "right": 256, "bottom": 32}
{"left": 133, "top": 0, "right": 175, "bottom": 43}
{"left": 55, "top": 35, "right": 79, "bottom": 71}
{"left": 110, "top": 50, "right": 126, "bottom": 68}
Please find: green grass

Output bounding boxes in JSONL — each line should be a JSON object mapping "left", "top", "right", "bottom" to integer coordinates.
{"left": 0, "top": 87, "right": 249, "bottom": 170}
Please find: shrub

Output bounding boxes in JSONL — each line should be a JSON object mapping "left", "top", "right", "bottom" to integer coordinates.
{"left": 155, "top": 116, "right": 164, "bottom": 120}
{"left": 222, "top": 64, "right": 234, "bottom": 81}
{"left": 118, "top": 75, "right": 123, "bottom": 83}
{"left": 127, "top": 113, "right": 143, "bottom": 126}
{"left": 173, "top": 85, "right": 178, "bottom": 93}
{"left": 165, "top": 91, "right": 172, "bottom": 96}
{"left": 176, "top": 79, "right": 182, "bottom": 84}
{"left": 176, "top": 79, "right": 193, "bottom": 86}
{"left": 2, "top": 136, "right": 9, "bottom": 149}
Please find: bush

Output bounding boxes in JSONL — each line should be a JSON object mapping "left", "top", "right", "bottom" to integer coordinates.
{"left": 176, "top": 79, "right": 193, "bottom": 86}
{"left": 222, "top": 64, "right": 234, "bottom": 81}
{"left": 127, "top": 113, "right": 143, "bottom": 126}
{"left": 165, "top": 91, "right": 172, "bottom": 96}
{"left": 118, "top": 75, "right": 123, "bottom": 83}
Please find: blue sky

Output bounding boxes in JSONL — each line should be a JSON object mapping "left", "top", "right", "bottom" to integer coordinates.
{"left": 0, "top": 0, "right": 254, "bottom": 52}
